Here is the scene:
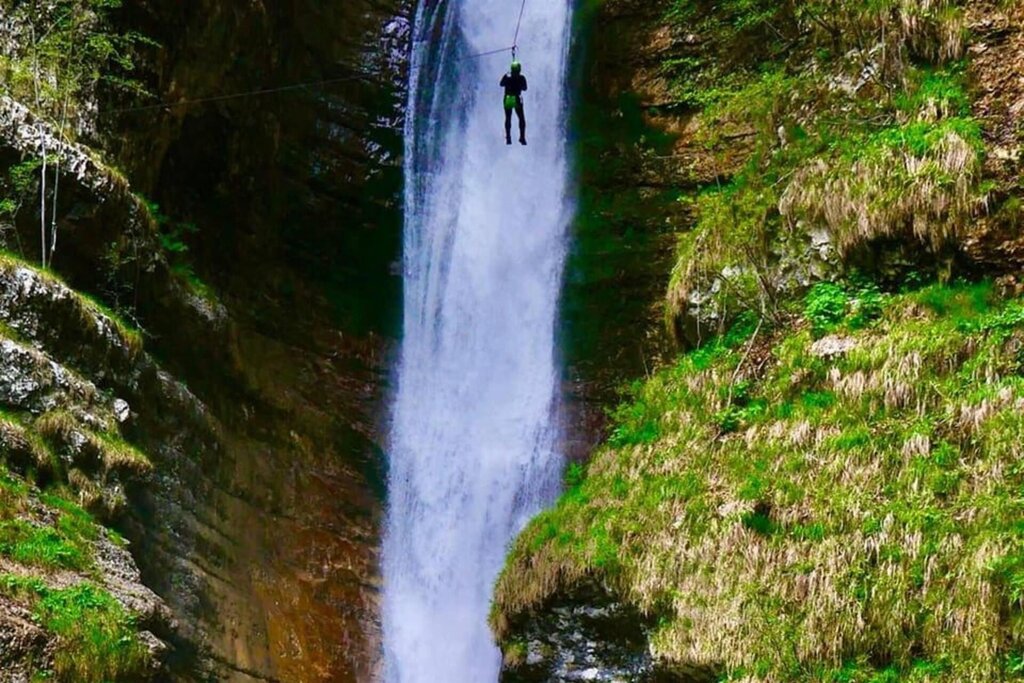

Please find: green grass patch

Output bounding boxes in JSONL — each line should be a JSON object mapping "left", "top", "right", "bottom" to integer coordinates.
{"left": 0, "top": 519, "right": 89, "bottom": 571}
{"left": 495, "top": 284, "right": 1024, "bottom": 682}
{"left": 0, "top": 575, "right": 149, "bottom": 682}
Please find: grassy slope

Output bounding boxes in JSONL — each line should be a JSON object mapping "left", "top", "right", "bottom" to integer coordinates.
{"left": 494, "top": 1, "right": 1024, "bottom": 681}
{"left": 0, "top": 254, "right": 154, "bottom": 681}
{"left": 0, "top": 464, "right": 151, "bottom": 682}
{"left": 496, "top": 283, "right": 1024, "bottom": 682}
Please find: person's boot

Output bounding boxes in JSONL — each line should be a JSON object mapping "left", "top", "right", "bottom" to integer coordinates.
{"left": 506, "top": 133, "right": 512, "bottom": 145}
{"left": 519, "top": 134, "right": 527, "bottom": 145}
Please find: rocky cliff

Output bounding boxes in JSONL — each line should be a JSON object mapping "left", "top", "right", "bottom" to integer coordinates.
{"left": 0, "top": 0, "right": 410, "bottom": 679}
{"left": 497, "top": 1, "right": 1024, "bottom": 681}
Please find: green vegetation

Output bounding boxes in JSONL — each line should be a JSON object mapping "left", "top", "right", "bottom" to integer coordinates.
{"left": 495, "top": 282, "right": 1024, "bottom": 682}
{"left": 0, "top": 0, "right": 155, "bottom": 269}
{"left": 1, "top": 575, "right": 149, "bottom": 682}
{"left": 0, "top": 458, "right": 115, "bottom": 574}
{"left": 0, "top": 519, "right": 90, "bottom": 570}
{"left": 0, "top": 255, "right": 154, "bottom": 679}
{"left": 0, "top": 0, "right": 152, "bottom": 127}
{"left": 0, "top": 158, "right": 43, "bottom": 222}
{"left": 662, "top": 0, "right": 965, "bottom": 109}
{"left": 134, "top": 194, "right": 216, "bottom": 302}
{"left": 661, "top": 0, "right": 986, "bottom": 339}
{"left": 0, "top": 460, "right": 148, "bottom": 679}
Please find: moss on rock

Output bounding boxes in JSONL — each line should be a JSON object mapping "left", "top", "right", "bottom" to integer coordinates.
{"left": 495, "top": 282, "right": 1024, "bottom": 682}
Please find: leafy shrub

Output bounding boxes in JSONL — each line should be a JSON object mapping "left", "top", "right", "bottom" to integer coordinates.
{"left": 805, "top": 283, "right": 849, "bottom": 337}
{"left": 849, "top": 281, "right": 885, "bottom": 329}
{"left": 609, "top": 385, "right": 661, "bottom": 447}
{"left": 0, "top": 0, "right": 154, "bottom": 127}
{"left": 564, "top": 462, "right": 586, "bottom": 490}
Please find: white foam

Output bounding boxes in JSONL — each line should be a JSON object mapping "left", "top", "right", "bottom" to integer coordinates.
{"left": 382, "top": 1, "right": 573, "bottom": 681}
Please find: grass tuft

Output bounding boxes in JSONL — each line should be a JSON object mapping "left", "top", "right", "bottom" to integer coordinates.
{"left": 495, "top": 283, "right": 1024, "bottom": 682}
{"left": 0, "top": 575, "right": 150, "bottom": 682}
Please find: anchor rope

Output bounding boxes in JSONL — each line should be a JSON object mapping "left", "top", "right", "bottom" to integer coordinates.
{"left": 106, "top": 0, "right": 530, "bottom": 116}
{"left": 512, "top": 0, "right": 527, "bottom": 56}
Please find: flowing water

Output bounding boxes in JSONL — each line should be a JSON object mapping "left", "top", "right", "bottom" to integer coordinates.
{"left": 382, "top": 0, "right": 573, "bottom": 680}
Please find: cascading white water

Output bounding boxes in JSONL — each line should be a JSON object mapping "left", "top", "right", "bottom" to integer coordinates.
{"left": 382, "top": 0, "right": 573, "bottom": 681}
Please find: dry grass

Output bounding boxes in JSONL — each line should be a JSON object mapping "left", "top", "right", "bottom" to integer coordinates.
{"left": 809, "top": 0, "right": 967, "bottom": 68}
{"left": 0, "top": 415, "right": 52, "bottom": 473}
{"left": 35, "top": 410, "right": 149, "bottom": 472}
{"left": 0, "top": 253, "right": 144, "bottom": 360}
{"left": 494, "top": 287, "right": 1024, "bottom": 681}
{"left": 779, "top": 125, "right": 985, "bottom": 256}
{"left": 661, "top": 0, "right": 981, "bottom": 337}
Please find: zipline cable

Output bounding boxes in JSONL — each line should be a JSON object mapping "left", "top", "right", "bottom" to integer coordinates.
{"left": 106, "top": 0, "right": 529, "bottom": 116}
{"left": 104, "top": 73, "right": 370, "bottom": 115}
{"left": 464, "top": 45, "right": 517, "bottom": 60}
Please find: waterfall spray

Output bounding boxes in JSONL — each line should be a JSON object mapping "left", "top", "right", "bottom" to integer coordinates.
{"left": 382, "top": 0, "right": 573, "bottom": 681}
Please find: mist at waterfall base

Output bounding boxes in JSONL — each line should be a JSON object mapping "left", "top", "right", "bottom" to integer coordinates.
{"left": 381, "top": 0, "right": 573, "bottom": 681}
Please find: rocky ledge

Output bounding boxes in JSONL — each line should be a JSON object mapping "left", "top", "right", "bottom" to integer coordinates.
{"left": 0, "top": 253, "right": 187, "bottom": 680}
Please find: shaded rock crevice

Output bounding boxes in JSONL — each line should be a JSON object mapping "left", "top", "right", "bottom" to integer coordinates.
{"left": 500, "top": 581, "right": 717, "bottom": 683}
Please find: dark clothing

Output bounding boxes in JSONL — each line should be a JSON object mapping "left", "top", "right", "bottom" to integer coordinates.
{"left": 500, "top": 73, "right": 528, "bottom": 143}
{"left": 501, "top": 73, "right": 528, "bottom": 98}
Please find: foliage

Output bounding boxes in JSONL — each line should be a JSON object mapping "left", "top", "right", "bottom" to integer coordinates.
{"left": 134, "top": 194, "right": 215, "bottom": 301}
{"left": 663, "top": 4, "right": 985, "bottom": 334}
{"left": 0, "top": 575, "right": 150, "bottom": 682}
{"left": 0, "top": 468, "right": 146, "bottom": 679}
{"left": 495, "top": 283, "right": 1024, "bottom": 682}
{"left": 0, "top": 0, "right": 155, "bottom": 267}
{"left": 0, "top": 471, "right": 106, "bottom": 573}
{"left": 0, "top": 0, "right": 153, "bottom": 129}
{"left": 804, "top": 283, "right": 849, "bottom": 337}
{"left": 0, "top": 159, "right": 43, "bottom": 219}
{"left": 136, "top": 196, "right": 197, "bottom": 256}
{"left": 662, "top": 0, "right": 965, "bottom": 109}
{"left": 0, "top": 519, "right": 89, "bottom": 570}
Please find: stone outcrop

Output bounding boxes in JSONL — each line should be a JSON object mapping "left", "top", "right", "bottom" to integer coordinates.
{"left": 500, "top": 582, "right": 717, "bottom": 683}
{"left": 0, "top": 0, "right": 412, "bottom": 679}
{"left": 0, "top": 257, "right": 177, "bottom": 680}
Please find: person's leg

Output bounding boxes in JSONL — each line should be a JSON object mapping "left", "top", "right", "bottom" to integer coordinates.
{"left": 504, "top": 105, "right": 513, "bottom": 144}
{"left": 516, "top": 101, "right": 526, "bottom": 144}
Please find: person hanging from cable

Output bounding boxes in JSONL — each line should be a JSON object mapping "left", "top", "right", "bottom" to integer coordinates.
{"left": 500, "top": 59, "right": 527, "bottom": 146}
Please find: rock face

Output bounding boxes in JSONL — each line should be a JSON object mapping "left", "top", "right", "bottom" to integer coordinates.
{"left": 560, "top": 0, "right": 694, "bottom": 461}
{"left": 963, "top": 1, "right": 1024, "bottom": 270}
{"left": 500, "top": 582, "right": 719, "bottom": 683}
{"left": 0, "top": 256, "right": 175, "bottom": 680}
{"left": 109, "top": 0, "right": 410, "bottom": 339}
{"left": 1, "top": 0, "right": 412, "bottom": 680}
{"left": 96, "top": 2, "right": 413, "bottom": 679}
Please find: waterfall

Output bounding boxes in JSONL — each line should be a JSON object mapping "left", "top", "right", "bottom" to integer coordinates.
{"left": 382, "top": 0, "right": 573, "bottom": 680}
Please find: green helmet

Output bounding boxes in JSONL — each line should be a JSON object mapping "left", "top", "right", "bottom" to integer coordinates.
{"left": 511, "top": 61, "right": 522, "bottom": 74}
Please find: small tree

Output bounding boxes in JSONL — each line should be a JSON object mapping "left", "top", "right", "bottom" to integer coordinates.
{"left": 0, "top": 0, "right": 152, "bottom": 266}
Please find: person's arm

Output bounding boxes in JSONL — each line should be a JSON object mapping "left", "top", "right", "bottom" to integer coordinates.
{"left": 501, "top": 74, "right": 509, "bottom": 87}
{"left": 522, "top": 76, "right": 528, "bottom": 92}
